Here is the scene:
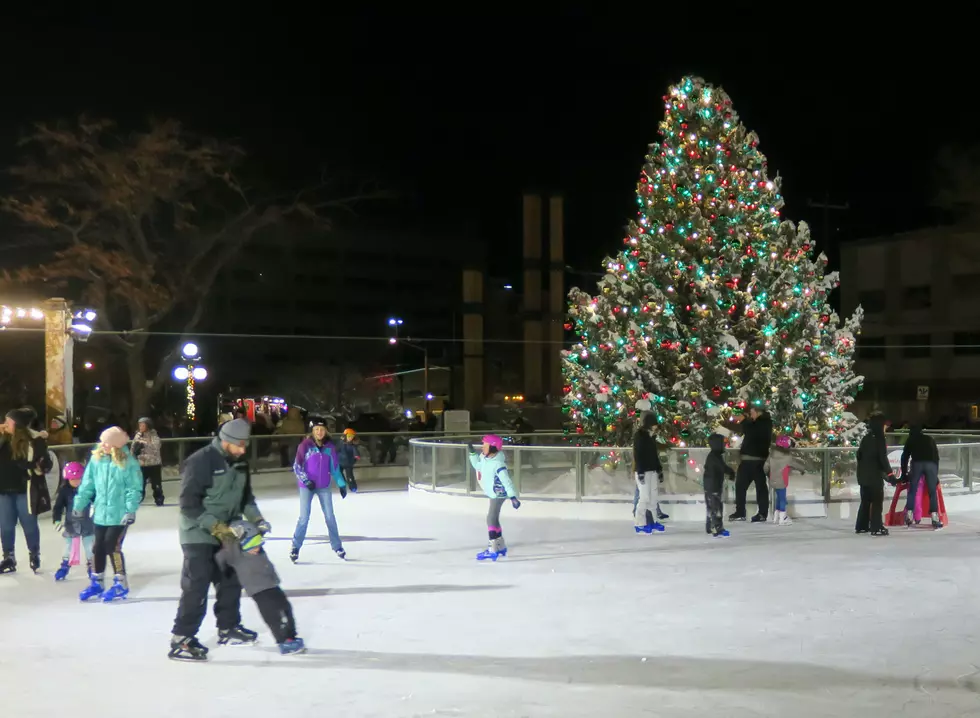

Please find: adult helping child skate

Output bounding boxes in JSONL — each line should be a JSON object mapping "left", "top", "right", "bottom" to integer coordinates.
{"left": 170, "top": 419, "right": 270, "bottom": 661}
{"left": 468, "top": 435, "right": 520, "bottom": 561}
{"left": 217, "top": 520, "right": 305, "bottom": 655}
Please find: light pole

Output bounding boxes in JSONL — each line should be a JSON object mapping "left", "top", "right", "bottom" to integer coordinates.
{"left": 388, "top": 322, "right": 430, "bottom": 415}
{"left": 173, "top": 342, "right": 207, "bottom": 425}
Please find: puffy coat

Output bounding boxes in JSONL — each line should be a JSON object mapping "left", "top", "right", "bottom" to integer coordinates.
{"left": 132, "top": 429, "right": 162, "bottom": 467}
{"left": 468, "top": 450, "right": 517, "bottom": 499}
{"left": 768, "top": 446, "right": 806, "bottom": 489}
{"left": 856, "top": 415, "right": 893, "bottom": 486}
{"left": 293, "top": 437, "right": 346, "bottom": 490}
{"left": 337, "top": 441, "right": 360, "bottom": 469}
{"left": 72, "top": 447, "right": 143, "bottom": 526}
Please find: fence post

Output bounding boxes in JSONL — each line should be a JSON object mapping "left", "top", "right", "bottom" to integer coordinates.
{"left": 965, "top": 445, "right": 973, "bottom": 492}
{"left": 821, "top": 450, "right": 831, "bottom": 504}
{"left": 513, "top": 448, "right": 522, "bottom": 494}
{"left": 431, "top": 443, "right": 437, "bottom": 491}
{"left": 574, "top": 450, "right": 584, "bottom": 500}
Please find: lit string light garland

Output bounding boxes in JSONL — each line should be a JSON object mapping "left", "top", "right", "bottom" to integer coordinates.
{"left": 561, "top": 76, "right": 864, "bottom": 450}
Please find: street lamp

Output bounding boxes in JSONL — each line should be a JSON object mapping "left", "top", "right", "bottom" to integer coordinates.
{"left": 387, "top": 317, "right": 430, "bottom": 414}
{"left": 174, "top": 342, "right": 206, "bottom": 422}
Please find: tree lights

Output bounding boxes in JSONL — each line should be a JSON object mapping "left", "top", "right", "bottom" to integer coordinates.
{"left": 562, "top": 76, "right": 864, "bottom": 447}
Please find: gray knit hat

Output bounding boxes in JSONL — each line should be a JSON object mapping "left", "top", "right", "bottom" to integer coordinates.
{"left": 218, "top": 418, "right": 251, "bottom": 444}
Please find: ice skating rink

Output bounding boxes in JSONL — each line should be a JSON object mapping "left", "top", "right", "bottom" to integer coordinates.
{"left": 2, "top": 473, "right": 980, "bottom": 718}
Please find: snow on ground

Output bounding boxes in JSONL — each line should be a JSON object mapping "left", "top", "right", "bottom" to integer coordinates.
{"left": 3, "top": 472, "right": 980, "bottom": 717}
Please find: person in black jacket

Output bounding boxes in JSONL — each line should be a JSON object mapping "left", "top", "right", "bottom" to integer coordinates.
{"left": 730, "top": 406, "right": 773, "bottom": 522}
{"left": 632, "top": 413, "right": 665, "bottom": 533}
{"left": 704, "top": 432, "right": 736, "bottom": 537}
{"left": 0, "top": 407, "right": 52, "bottom": 573}
{"left": 856, "top": 413, "right": 896, "bottom": 536}
{"left": 900, "top": 424, "right": 942, "bottom": 529}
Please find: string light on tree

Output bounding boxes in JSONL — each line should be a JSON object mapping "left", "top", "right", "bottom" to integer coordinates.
{"left": 562, "top": 76, "right": 864, "bottom": 447}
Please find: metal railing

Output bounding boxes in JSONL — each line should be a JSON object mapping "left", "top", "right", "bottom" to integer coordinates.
{"left": 409, "top": 434, "right": 980, "bottom": 504}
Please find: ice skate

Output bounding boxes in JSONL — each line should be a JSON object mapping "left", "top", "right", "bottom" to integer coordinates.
{"left": 279, "top": 637, "right": 307, "bottom": 655}
{"left": 335, "top": 548, "right": 347, "bottom": 560}
{"left": 29, "top": 552, "right": 40, "bottom": 573}
{"left": 870, "top": 527, "right": 889, "bottom": 537}
{"left": 931, "top": 512, "right": 943, "bottom": 531}
{"left": 0, "top": 552, "right": 16, "bottom": 574}
{"left": 217, "top": 624, "right": 258, "bottom": 645}
{"left": 101, "top": 575, "right": 129, "bottom": 602}
{"left": 496, "top": 538, "right": 507, "bottom": 557}
{"left": 713, "top": 529, "right": 730, "bottom": 538}
{"left": 289, "top": 548, "right": 299, "bottom": 563}
{"left": 54, "top": 560, "right": 70, "bottom": 581}
{"left": 905, "top": 509, "right": 914, "bottom": 528}
{"left": 750, "top": 513, "right": 767, "bottom": 523}
{"left": 656, "top": 508, "right": 669, "bottom": 520}
{"left": 476, "top": 540, "right": 499, "bottom": 561}
{"left": 79, "top": 575, "right": 104, "bottom": 601}
{"left": 168, "top": 635, "right": 208, "bottom": 661}
{"left": 728, "top": 511, "right": 746, "bottom": 522}
{"left": 778, "top": 511, "right": 793, "bottom": 526}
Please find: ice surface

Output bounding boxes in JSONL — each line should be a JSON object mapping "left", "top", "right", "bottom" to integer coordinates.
{"left": 3, "top": 472, "right": 980, "bottom": 717}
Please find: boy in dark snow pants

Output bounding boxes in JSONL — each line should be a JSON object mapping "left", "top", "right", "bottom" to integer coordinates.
{"left": 218, "top": 520, "right": 305, "bottom": 655}
{"left": 704, "top": 432, "right": 736, "bottom": 537}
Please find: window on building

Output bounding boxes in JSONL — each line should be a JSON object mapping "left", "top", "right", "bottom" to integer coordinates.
{"left": 858, "top": 336, "right": 886, "bottom": 360}
{"left": 858, "top": 290, "right": 886, "bottom": 313}
{"left": 953, "top": 331, "right": 980, "bottom": 355}
{"left": 901, "top": 334, "right": 931, "bottom": 358}
{"left": 952, "top": 273, "right": 980, "bottom": 299}
{"left": 902, "top": 286, "right": 931, "bottom": 310}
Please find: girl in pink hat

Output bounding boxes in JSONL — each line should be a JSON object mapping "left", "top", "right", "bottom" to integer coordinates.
{"left": 467, "top": 435, "right": 520, "bottom": 561}
{"left": 73, "top": 426, "right": 143, "bottom": 602}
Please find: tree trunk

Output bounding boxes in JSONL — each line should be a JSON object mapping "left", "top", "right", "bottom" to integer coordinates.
{"left": 126, "top": 347, "right": 149, "bottom": 420}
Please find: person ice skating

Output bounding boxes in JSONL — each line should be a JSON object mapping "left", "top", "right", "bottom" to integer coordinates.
{"left": 729, "top": 404, "right": 773, "bottom": 523}
{"left": 631, "top": 413, "right": 669, "bottom": 522}
{"left": 704, "top": 431, "right": 736, "bottom": 537}
{"left": 338, "top": 428, "right": 360, "bottom": 493}
{"left": 290, "top": 417, "right": 348, "bottom": 563}
{"left": 467, "top": 435, "right": 520, "bottom": 561}
{"left": 0, "top": 407, "right": 52, "bottom": 574}
{"left": 132, "top": 417, "right": 164, "bottom": 506}
{"left": 633, "top": 412, "right": 666, "bottom": 534}
{"left": 768, "top": 436, "right": 805, "bottom": 526}
{"left": 855, "top": 413, "right": 896, "bottom": 536}
{"left": 217, "top": 520, "right": 306, "bottom": 655}
{"left": 170, "top": 418, "right": 269, "bottom": 661}
{"left": 900, "top": 424, "right": 942, "bottom": 530}
{"left": 53, "top": 461, "right": 95, "bottom": 581}
{"left": 74, "top": 427, "right": 143, "bottom": 602}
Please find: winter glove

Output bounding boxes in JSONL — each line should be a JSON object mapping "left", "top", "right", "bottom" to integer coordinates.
{"left": 636, "top": 472, "right": 645, "bottom": 485}
{"left": 211, "top": 523, "right": 238, "bottom": 543}
{"left": 53, "top": 520, "right": 64, "bottom": 533}
{"left": 511, "top": 497, "right": 521, "bottom": 510}
{"left": 302, "top": 478, "right": 316, "bottom": 491}
{"left": 885, "top": 472, "right": 898, "bottom": 486}
{"left": 348, "top": 476, "right": 358, "bottom": 493}
{"left": 122, "top": 513, "right": 136, "bottom": 526}
{"left": 256, "top": 520, "right": 272, "bottom": 535}
{"left": 339, "top": 485, "right": 348, "bottom": 499}
{"left": 466, "top": 443, "right": 475, "bottom": 454}
{"left": 658, "top": 471, "right": 665, "bottom": 484}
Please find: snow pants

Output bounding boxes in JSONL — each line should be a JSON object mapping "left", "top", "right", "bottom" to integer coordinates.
{"left": 855, "top": 481, "right": 884, "bottom": 533}
{"left": 253, "top": 587, "right": 298, "bottom": 644}
{"left": 704, "top": 490, "right": 724, "bottom": 534}
{"left": 734, "top": 459, "right": 769, "bottom": 517}
{"left": 634, "top": 472, "right": 659, "bottom": 527}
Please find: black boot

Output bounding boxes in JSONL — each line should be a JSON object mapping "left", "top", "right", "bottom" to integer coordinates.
{"left": 29, "top": 552, "right": 40, "bottom": 573}
{"left": 0, "top": 553, "right": 15, "bottom": 574}
{"left": 169, "top": 635, "right": 209, "bottom": 661}
{"left": 217, "top": 624, "right": 258, "bottom": 645}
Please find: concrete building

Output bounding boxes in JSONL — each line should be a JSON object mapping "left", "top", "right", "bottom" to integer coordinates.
{"left": 840, "top": 225, "right": 980, "bottom": 424}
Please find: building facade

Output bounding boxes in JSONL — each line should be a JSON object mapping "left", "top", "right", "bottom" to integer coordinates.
{"left": 840, "top": 226, "right": 980, "bottom": 424}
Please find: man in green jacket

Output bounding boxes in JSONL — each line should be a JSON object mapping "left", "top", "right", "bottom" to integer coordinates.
{"left": 169, "top": 419, "right": 271, "bottom": 661}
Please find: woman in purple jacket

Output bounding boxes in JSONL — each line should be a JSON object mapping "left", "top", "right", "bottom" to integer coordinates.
{"left": 290, "top": 417, "right": 348, "bottom": 562}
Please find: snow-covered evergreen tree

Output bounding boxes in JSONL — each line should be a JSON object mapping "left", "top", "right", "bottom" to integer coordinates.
{"left": 562, "top": 76, "right": 863, "bottom": 447}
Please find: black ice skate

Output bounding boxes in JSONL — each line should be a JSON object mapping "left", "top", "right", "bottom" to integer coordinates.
{"left": 335, "top": 548, "right": 347, "bottom": 560}
{"left": 870, "top": 527, "right": 889, "bottom": 537}
{"left": 168, "top": 635, "right": 209, "bottom": 661}
{"left": 0, "top": 553, "right": 15, "bottom": 574}
{"left": 289, "top": 548, "right": 299, "bottom": 563}
{"left": 29, "top": 552, "right": 40, "bottom": 573}
{"left": 931, "top": 512, "right": 943, "bottom": 531}
{"left": 217, "top": 624, "right": 258, "bottom": 645}
{"left": 750, "top": 514, "right": 767, "bottom": 523}
{"left": 728, "top": 512, "right": 746, "bottom": 522}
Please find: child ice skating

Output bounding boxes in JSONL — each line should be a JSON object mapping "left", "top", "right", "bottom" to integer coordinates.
{"left": 768, "top": 436, "right": 806, "bottom": 525}
{"left": 52, "top": 461, "right": 95, "bottom": 581}
{"left": 217, "top": 520, "right": 305, "bottom": 655}
{"left": 467, "top": 435, "right": 520, "bottom": 561}
{"left": 633, "top": 412, "right": 665, "bottom": 534}
{"left": 704, "top": 432, "right": 736, "bottom": 537}
{"left": 338, "top": 428, "right": 360, "bottom": 493}
{"left": 73, "top": 427, "right": 143, "bottom": 601}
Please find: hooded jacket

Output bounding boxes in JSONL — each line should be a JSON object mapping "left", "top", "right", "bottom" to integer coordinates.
{"left": 72, "top": 446, "right": 143, "bottom": 526}
{"left": 703, "top": 433, "right": 736, "bottom": 493}
{"left": 293, "top": 436, "right": 346, "bottom": 491}
{"left": 468, "top": 449, "right": 517, "bottom": 499}
{"left": 632, "top": 414, "right": 662, "bottom": 475}
{"left": 769, "top": 445, "right": 806, "bottom": 489}
{"left": 900, "top": 425, "right": 939, "bottom": 477}
{"left": 736, "top": 412, "right": 773, "bottom": 460}
{"left": 132, "top": 421, "right": 162, "bottom": 467}
{"left": 856, "top": 415, "right": 893, "bottom": 485}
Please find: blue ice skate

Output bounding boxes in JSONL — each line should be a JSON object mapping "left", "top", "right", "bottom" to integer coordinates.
{"left": 713, "top": 529, "right": 730, "bottom": 538}
{"left": 635, "top": 522, "right": 665, "bottom": 534}
{"left": 279, "top": 637, "right": 307, "bottom": 655}
{"left": 476, "top": 541, "right": 499, "bottom": 561}
{"left": 54, "top": 560, "right": 70, "bottom": 581}
{"left": 79, "top": 576, "right": 104, "bottom": 601}
{"left": 101, "top": 576, "right": 129, "bottom": 602}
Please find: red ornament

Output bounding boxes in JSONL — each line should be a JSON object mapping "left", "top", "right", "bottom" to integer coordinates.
{"left": 563, "top": 323, "right": 572, "bottom": 331}
{"left": 810, "top": 376, "right": 818, "bottom": 384}
{"left": 711, "top": 386, "right": 721, "bottom": 397}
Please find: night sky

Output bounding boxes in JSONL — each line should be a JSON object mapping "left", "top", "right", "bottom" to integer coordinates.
{"left": 0, "top": 18, "right": 968, "bottom": 280}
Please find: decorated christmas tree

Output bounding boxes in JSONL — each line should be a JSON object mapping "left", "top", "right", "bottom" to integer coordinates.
{"left": 562, "top": 76, "right": 863, "bottom": 447}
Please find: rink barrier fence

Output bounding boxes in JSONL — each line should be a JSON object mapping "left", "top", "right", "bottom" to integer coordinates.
{"left": 407, "top": 434, "right": 980, "bottom": 513}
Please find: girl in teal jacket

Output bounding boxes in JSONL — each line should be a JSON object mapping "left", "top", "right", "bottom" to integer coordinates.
{"left": 467, "top": 435, "right": 520, "bottom": 561}
{"left": 73, "top": 426, "right": 143, "bottom": 602}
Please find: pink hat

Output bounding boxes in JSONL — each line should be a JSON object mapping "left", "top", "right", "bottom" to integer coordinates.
{"left": 482, "top": 434, "right": 503, "bottom": 451}
{"left": 64, "top": 461, "right": 85, "bottom": 481}
{"left": 775, "top": 435, "right": 792, "bottom": 449}
{"left": 99, "top": 426, "right": 130, "bottom": 449}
